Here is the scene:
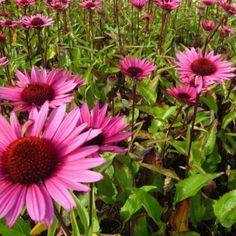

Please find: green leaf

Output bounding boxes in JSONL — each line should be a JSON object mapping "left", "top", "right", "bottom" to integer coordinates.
{"left": 133, "top": 189, "right": 163, "bottom": 225}
{"left": 214, "top": 190, "right": 236, "bottom": 228}
{"left": 134, "top": 216, "right": 150, "bottom": 236}
{"left": 222, "top": 111, "right": 236, "bottom": 129}
{"left": 175, "top": 174, "right": 219, "bottom": 203}
{"left": 140, "top": 163, "right": 180, "bottom": 180}
{"left": 71, "top": 210, "right": 80, "bottom": 236}
{"left": 204, "top": 120, "right": 217, "bottom": 156}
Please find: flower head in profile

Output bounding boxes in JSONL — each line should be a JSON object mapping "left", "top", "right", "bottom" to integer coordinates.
{"left": 202, "top": 20, "right": 215, "bottom": 31}
{"left": 202, "top": 0, "right": 216, "bottom": 6}
{"left": 175, "top": 47, "right": 235, "bottom": 92}
{"left": 218, "top": 1, "right": 236, "bottom": 15}
{"left": 0, "top": 102, "right": 105, "bottom": 226}
{"left": 79, "top": 0, "right": 101, "bottom": 10}
{"left": 154, "top": 0, "right": 180, "bottom": 11}
{"left": 143, "top": 13, "right": 153, "bottom": 21}
{"left": 78, "top": 102, "right": 131, "bottom": 154}
{"left": 45, "top": 0, "right": 71, "bottom": 10}
{"left": 119, "top": 57, "right": 156, "bottom": 80}
{"left": 167, "top": 86, "right": 197, "bottom": 104}
{"left": 0, "top": 67, "right": 84, "bottom": 111}
{"left": 22, "top": 14, "right": 54, "bottom": 28}
{"left": 196, "top": 4, "right": 206, "bottom": 11}
{"left": 0, "top": 56, "right": 8, "bottom": 66}
{"left": 130, "top": 0, "right": 147, "bottom": 10}
{"left": 15, "top": 0, "right": 35, "bottom": 7}
{"left": 0, "top": 20, "right": 20, "bottom": 28}
{"left": 221, "top": 25, "right": 234, "bottom": 36}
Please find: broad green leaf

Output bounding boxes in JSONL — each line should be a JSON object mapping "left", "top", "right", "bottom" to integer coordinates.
{"left": 214, "top": 190, "right": 236, "bottom": 228}
{"left": 134, "top": 216, "right": 150, "bottom": 236}
{"left": 204, "top": 120, "right": 217, "bottom": 156}
{"left": 133, "top": 189, "right": 163, "bottom": 225}
{"left": 175, "top": 174, "right": 219, "bottom": 203}
{"left": 141, "top": 163, "right": 180, "bottom": 180}
{"left": 222, "top": 111, "right": 236, "bottom": 129}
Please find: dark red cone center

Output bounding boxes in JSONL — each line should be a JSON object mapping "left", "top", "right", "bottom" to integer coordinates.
{"left": 21, "top": 83, "right": 54, "bottom": 106}
{"left": 178, "top": 92, "right": 191, "bottom": 99}
{"left": 2, "top": 137, "right": 59, "bottom": 184}
{"left": 31, "top": 17, "right": 45, "bottom": 26}
{"left": 190, "top": 58, "right": 217, "bottom": 76}
{"left": 127, "top": 66, "right": 143, "bottom": 77}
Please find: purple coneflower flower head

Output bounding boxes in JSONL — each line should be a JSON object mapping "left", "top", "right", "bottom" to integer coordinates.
{"left": 119, "top": 57, "right": 156, "bottom": 80}
{"left": 218, "top": 0, "right": 236, "bottom": 15}
{"left": 221, "top": 25, "right": 234, "bottom": 36}
{"left": 0, "top": 0, "right": 6, "bottom": 3}
{"left": 130, "top": 0, "right": 147, "bottom": 10}
{"left": 22, "top": 14, "right": 54, "bottom": 28}
{"left": 45, "top": 0, "right": 71, "bottom": 10}
{"left": 154, "top": 0, "right": 180, "bottom": 11}
{"left": 167, "top": 86, "right": 197, "bottom": 104}
{"left": 0, "top": 67, "right": 84, "bottom": 111}
{"left": 79, "top": 0, "right": 101, "bottom": 10}
{"left": 202, "top": 20, "right": 216, "bottom": 31}
{"left": 0, "top": 102, "right": 105, "bottom": 226}
{"left": 143, "top": 13, "right": 153, "bottom": 21}
{"left": 0, "top": 56, "right": 8, "bottom": 66}
{"left": 202, "top": 0, "right": 216, "bottom": 6}
{"left": 78, "top": 102, "right": 131, "bottom": 154}
{"left": 0, "top": 19, "right": 20, "bottom": 28}
{"left": 196, "top": 4, "right": 206, "bottom": 11}
{"left": 175, "top": 47, "right": 235, "bottom": 92}
{"left": 15, "top": 0, "right": 35, "bottom": 7}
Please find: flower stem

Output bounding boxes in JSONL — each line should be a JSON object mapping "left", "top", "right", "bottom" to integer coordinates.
{"left": 56, "top": 11, "right": 61, "bottom": 64}
{"left": 54, "top": 206, "right": 71, "bottom": 236}
{"left": 185, "top": 93, "right": 200, "bottom": 177}
{"left": 202, "top": 16, "right": 225, "bottom": 55}
{"left": 160, "top": 105, "right": 183, "bottom": 159}
{"left": 131, "top": 81, "right": 137, "bottom": 147}
{"left": 114, "top": 0, "right": 122, "bottom": 54}
{"left": 37, "top": 29, "right": 45, "bottom": 67}
{"left": 88, "top": 10, "right": 94, "bottom": 60}
{"left": 89, "top": 183, "right": 94, "bottom": 228}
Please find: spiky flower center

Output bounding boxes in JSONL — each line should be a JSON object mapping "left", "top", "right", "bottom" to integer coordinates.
{"left": 2, "top": 137, "right": 59, "bottom": 184}
{"left": 178, "top": 92, "right": 191, "bottom": 99}
{"left": 127, "top": 66, "right": 143, "bottom": 77}
{"left": 86, "top": 2, "right": 96, "bottom": 8}
{"left": 191, "top": 58, "right": 217, "bottom": 76}
{"left": 30, "top": 17, "right": 45, "bottom": 26}
{"left": 21, "top": 83, "right": 54, "bottom": 106}
{"left": 5, "top": 20, "right": 13, "bottom": 26}
{"left": 84, "top": 133, "right": 104, "bottom": 146}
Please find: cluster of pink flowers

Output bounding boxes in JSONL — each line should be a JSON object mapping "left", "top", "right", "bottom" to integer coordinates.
{"left": 0, "top": 66, "right": 131, "bottom": 226}
{"left": 166, "top": 48, "right": 235, "bottom": 104}
{"left": 130, "top": 0, "right": 147, "bottom": 10}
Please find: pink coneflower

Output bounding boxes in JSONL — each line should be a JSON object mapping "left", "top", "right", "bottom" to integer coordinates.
{"left": 0, "top": 67, "right": 84, "bottom": 111}
{"left": 130, "top": 0, "right": 147, "bottom": 10}
{"left": 1, "top": 11, "right": 8, "bottom": 17}
{"left": 119, "top": 57, "right": 156, "bottom": 80}
{"left": 175, "top": 48, "right": 235, "bottom": 91}
{"left": 167, "top": 86, "right": 197, "bottom": 104}
{"left": 45, "top": 0, "right": 71, "bottom": 10}
{"left": 218, "top": 0, "right": 236, "bottom": 15}
{"left": 79, "top": 0, "right": 101, "bottom": 10}
{"left": 78, "top": 102, "right": 131, "bottom": 154}
{"left": 143, "top": 13, "right": 153, "bottom": 21}
{"left": 154, "top": 0, "right": 180, "bottom": 11}
{"left": 22, "top": 14, "right": 54, "bottom": 28}
{"left": 202, "top": 0, "right": 216, "bottom": 6}
{"left": 0, "top": 56, "right": 8, "bottom": 66}
{"left": 0, "top": 102, "right": 105, "bottom": 226}
{"left": 0, "top": 33, "right": 6, "bottom": 43}
{"left": 221, "top": 25, "right": 234, "bottom": 36}
{"left": 108, "top": 74, "right": 117, "bottom": 81}
{"left": 196, "top": 4, "right": 206, "bottom": 11}
{"left": 202, "top": 20, "right": 216, "bottom": 31}
{"left": 0, "top": 20, "right": 20, "bottom": 28}
{"left": 15, "top": 0, "right": 35, "bottom": 6}
{"left": 0, "top": 0, "right": 6, "bottom": 3}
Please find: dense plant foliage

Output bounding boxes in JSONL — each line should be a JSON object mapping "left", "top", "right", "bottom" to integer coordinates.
{"left": 0, "top": 0, "right": 235, "bottom": 235}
